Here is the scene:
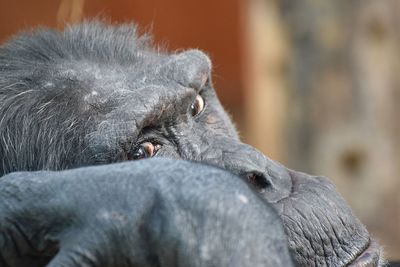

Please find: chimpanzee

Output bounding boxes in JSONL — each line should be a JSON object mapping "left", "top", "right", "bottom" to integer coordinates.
{"left": 0, "top": 21, "right": 383, "bottom": 266}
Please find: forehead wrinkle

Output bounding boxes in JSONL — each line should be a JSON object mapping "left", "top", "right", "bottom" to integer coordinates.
{"left": 117, "top": 84, "right": 196, "bottom": 129}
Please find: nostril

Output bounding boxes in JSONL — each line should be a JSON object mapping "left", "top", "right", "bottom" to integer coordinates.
{"left": 246, "top": 172, "right": 271, "bottom": 191}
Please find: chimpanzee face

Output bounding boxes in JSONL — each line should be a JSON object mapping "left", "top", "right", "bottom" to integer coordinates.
{"left": 0, "top": 22, "right": 382, "bottom": 266}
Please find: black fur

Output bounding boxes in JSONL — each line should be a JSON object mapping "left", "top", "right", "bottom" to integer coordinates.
{"left": 0, "top": 22, "right": 152, "bottom": 173}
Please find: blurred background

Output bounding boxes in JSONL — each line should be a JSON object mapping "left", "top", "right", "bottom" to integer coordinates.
{"left": 0, "top": 0, "right": 399, "bottom": 261}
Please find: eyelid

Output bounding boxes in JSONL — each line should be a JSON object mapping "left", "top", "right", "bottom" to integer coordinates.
{"left": 134, "top": 135, "right": 162, "bottom": 147}
{"left": 198, "top": 80, "right": 209, "bottom": 94}
{"left": 188, "top": 77, "right": 209, "bottom": 95}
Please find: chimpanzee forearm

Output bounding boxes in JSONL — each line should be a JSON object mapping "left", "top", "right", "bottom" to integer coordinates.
{"left": 0, "top": 158, "right": 293, "bottom": 267}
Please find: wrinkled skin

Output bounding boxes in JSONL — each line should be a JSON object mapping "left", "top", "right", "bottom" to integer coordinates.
{"left": 0, "top": 22, "right": 382, "bottom": 266}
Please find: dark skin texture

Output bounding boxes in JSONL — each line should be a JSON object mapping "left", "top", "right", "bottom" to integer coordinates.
{"left": 0, "top": 159, "right": 293, "bottom": 267}
{"left": 0, "top": 22, "right": 382, "bottom": 266}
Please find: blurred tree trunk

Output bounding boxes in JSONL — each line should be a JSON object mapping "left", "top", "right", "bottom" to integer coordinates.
{"left": 279, "top": 0, "right": 400, "bottom": 259}
{"left": 242, "top": 0, "right": 288, "bottom": 162}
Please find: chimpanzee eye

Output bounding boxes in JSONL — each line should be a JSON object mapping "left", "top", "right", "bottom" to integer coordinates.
{"left": 190, "top": 94, "right": 205, "bottom": 117}
{"left": 128, "top": 142, "right": 161, "bottom": 160}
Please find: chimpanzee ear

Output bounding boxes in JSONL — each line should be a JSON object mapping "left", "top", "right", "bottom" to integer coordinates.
{"left": 161, "top": 49, "right": 212, "bottom": 89}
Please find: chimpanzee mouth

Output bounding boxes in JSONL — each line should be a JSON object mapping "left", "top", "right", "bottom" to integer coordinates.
{"left": 348, "top": 240, "right": 382, "bottom": 267}
{"left": 272, "top": 170, "right": 383, "bottom": 267}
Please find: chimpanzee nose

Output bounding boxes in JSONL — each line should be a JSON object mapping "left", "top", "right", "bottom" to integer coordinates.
{"left": 237, "top": 147, "right": 292, "bottom": 203}
{"left": 202, "top": 138, "right": 293, "bottom": 203}
{"left": 245, "top": 172, "right": 271, "bottom": 191}
{"left": 247, "top": 158, "right": 293, "bottom": 203}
